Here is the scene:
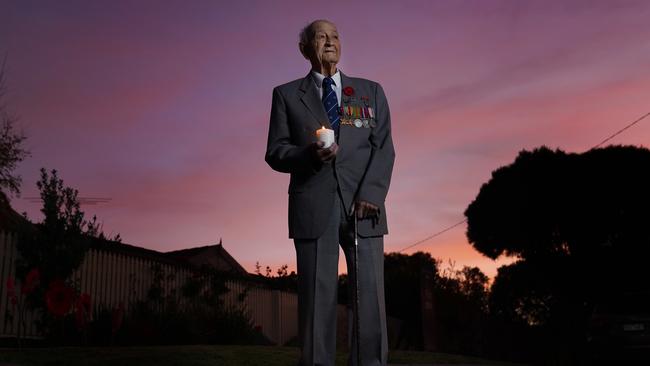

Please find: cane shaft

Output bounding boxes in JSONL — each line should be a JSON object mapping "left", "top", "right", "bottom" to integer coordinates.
{"left": 353, "top": 204, "right": 361, "bottom": 366}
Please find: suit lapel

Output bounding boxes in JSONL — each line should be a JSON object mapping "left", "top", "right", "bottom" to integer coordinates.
{"left": 299, "top": 73, "right": 332, "bottom": 130}
{"left": 340, "top": 70, "right": 352, "bottom": 97}
{"left": 339, "top": 70, "right": 354, "bottom": 141}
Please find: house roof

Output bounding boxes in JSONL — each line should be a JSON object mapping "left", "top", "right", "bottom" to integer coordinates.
{"left": 0, "top": 191, "right": 35, "bottom": 233}
{"left": 1, "top": 191, "right": 248, "bottom": 275}
{"left": 86, "top": 235, "right": 196, "bottom": 269}
{"left": 165, "top": 240, "right": 249, "bottom": 275}
{"left": 84, "top": 237, "right": 249, "bottom": 275}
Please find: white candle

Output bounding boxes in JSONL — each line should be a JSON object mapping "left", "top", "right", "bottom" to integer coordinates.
{"left": 316, "top": 126, "right": 335, "bottom": 148}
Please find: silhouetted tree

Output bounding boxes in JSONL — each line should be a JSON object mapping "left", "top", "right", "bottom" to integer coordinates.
{"left": 251, "top": 262, "right": 297, "bottom": 291}
{"left": 465, "top": 145, "right": 650, "bottom": 363}
{"left": 16, "top": 168, "right": 122, "bottom": 338}
{"left": 459, "top": 266, "right": 489, "bottom": 308}
{"left": 383, "top": 251, "right": 439, "bottom": 349}
{"left": 0, "top": 59, "right": 31, "bottom": 197}
{"left": 466, "top": 146, "right": 574, "bottom": 260}
{"left": 276, "top": 264, "right": 289, "bottom": 277}
{"left": 489, "top": 259, "right": 556, "bottom": 326}
{"left": 435, "top": 262, "right": 490, "bottom": 356}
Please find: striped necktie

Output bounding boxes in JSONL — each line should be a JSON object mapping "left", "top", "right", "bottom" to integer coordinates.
{"left": 322, "top": 77, "right": 340, "bottom": 137}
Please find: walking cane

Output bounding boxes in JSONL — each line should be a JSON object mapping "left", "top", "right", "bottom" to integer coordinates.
{"left": 351, "top": 202, "right": 362, "bottom": 366}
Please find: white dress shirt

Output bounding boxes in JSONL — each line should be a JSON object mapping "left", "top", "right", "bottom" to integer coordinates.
{"left": 311, "top": 69, "right": 342, "bottom": 106}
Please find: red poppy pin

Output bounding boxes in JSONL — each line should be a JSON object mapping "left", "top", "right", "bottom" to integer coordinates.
{"left": 343, "top": 86, "right": 354, "bottom": 96}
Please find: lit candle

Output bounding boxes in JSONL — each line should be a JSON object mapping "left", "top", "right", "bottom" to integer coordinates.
{"left": 316, "top": 126, "right": 335, "bottom": 148}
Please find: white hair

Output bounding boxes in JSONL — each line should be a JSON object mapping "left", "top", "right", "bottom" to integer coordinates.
{"left": 299, "top": 19, "right": 335, "bottom": 47}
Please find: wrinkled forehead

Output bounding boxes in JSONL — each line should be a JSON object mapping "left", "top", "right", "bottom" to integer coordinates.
{"left": 311, "top": 20, "right": 338, "bottom": 35}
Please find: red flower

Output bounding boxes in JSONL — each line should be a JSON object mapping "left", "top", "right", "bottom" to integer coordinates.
{"left": 343, "top": 86, "right": 354, "bottom": 96}
{"left": 45, "top": 279, "right": 74, "bottom": 317}
{"left": 22, "top": 268, "right": 40, "bottom": 294}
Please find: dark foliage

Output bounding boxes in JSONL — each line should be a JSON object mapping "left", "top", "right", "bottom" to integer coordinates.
{"left": 251, "top": 262, "right": 298, "bottom": 292}
{"left": 383, "top": 251, "right": 438, "bottom": 349}
{"left": 14, "top": 168, "right": 123, "bottom": 340}
{"left": 465, "top": 145, "right": 650, "bottom": 364}
{"left": 0, "top": 61, "right": 31, "bottom": 197}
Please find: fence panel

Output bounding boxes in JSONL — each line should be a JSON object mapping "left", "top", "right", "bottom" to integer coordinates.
{"left": 0, "top": 231, "right": 305, "bottom": 345}
{"left": 0, "top": 231, "right": 11, "bottom": 336}
{"left": 0, "top": 231, "right": 43, "bottom": 339}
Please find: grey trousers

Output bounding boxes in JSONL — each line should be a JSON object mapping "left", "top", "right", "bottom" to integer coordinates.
{"left": 294, "top": 192, "right": 388, "bottom": 366}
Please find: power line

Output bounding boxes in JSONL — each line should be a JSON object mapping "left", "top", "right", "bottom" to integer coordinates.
{"left": 397, "top": 109, "right": 650, "bottom": 253}
{"left": 398, "top": 218, "right": 467, "bottom": 253}
{"left": 592, "top": 111, "right": 650, "bottom": 149}
{"left": 23, "top": 196, "right": 112, "bottom": 205}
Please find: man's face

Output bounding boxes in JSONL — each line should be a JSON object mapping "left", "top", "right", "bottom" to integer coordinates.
{"left": 305, "top": 21, "right": 340, "bottom": 66}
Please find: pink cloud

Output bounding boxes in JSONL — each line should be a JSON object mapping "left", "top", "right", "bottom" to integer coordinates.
{"left": 4, "top": 0, "right": 650, "bottom": 281}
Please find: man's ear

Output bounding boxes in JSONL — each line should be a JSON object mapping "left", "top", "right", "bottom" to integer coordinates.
{"left": 299, "top": 42, "right": 309, "bottom": 60}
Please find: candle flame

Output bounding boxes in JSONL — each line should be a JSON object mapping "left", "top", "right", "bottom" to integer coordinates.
{"left": 321, "top": 126, "right": 326, "bottom": 130}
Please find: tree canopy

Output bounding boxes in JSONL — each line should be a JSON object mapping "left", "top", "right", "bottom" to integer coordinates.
{"left": 464, "top": 145, "right": 650, "bottom": 361}
{"left": 0, "top": 61, "right": 31, "bottom": 197}
{"left": 466, "top": 145, "right": 650, "bottom": 290}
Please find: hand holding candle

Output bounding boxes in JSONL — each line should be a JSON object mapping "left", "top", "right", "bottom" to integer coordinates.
{"left": 316, "top": 126, "right": 335, "bottom": 148}
{"left": 312, "top": 126, "right": 338, "bottom": 163}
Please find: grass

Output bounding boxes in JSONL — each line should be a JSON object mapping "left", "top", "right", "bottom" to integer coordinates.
{"left": 0, "top": 344, "right": 521, "bottom": 365}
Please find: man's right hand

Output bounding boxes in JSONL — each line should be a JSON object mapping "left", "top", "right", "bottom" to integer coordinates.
{"left": 311, "top": 141, "right": 338, "bottom": 163}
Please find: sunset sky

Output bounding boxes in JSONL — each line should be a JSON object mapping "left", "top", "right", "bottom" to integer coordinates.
{"left": 2, "top": 0, "right": 650, "bottom": 279}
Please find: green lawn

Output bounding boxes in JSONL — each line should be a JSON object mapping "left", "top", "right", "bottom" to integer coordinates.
{"left": 0, "top": 345, "right": 521, "bottom": 365}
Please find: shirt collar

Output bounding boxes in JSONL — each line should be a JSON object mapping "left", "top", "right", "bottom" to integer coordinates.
{"left": 311, "top": 69, "right": 341, "bottom": 88}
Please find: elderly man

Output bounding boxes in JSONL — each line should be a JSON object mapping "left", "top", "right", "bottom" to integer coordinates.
{"left": 265, "top": 19, "right": 395, "bottom": 366}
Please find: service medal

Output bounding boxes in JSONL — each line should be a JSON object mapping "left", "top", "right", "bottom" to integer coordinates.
{"left": 354, "top": 119, "right": 363, "bottom": 128}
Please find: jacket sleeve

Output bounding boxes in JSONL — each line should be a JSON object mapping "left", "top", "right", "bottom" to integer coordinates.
{"left": 265, "top": 87, "right": 321, "bottom": 174}
{"left": 356, "top": 82, "right": 395, "bottom": 206}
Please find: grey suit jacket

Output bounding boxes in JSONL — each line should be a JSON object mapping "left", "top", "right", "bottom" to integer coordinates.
{"left": 265, "top": 70, "right": 395, "bottom": 239}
